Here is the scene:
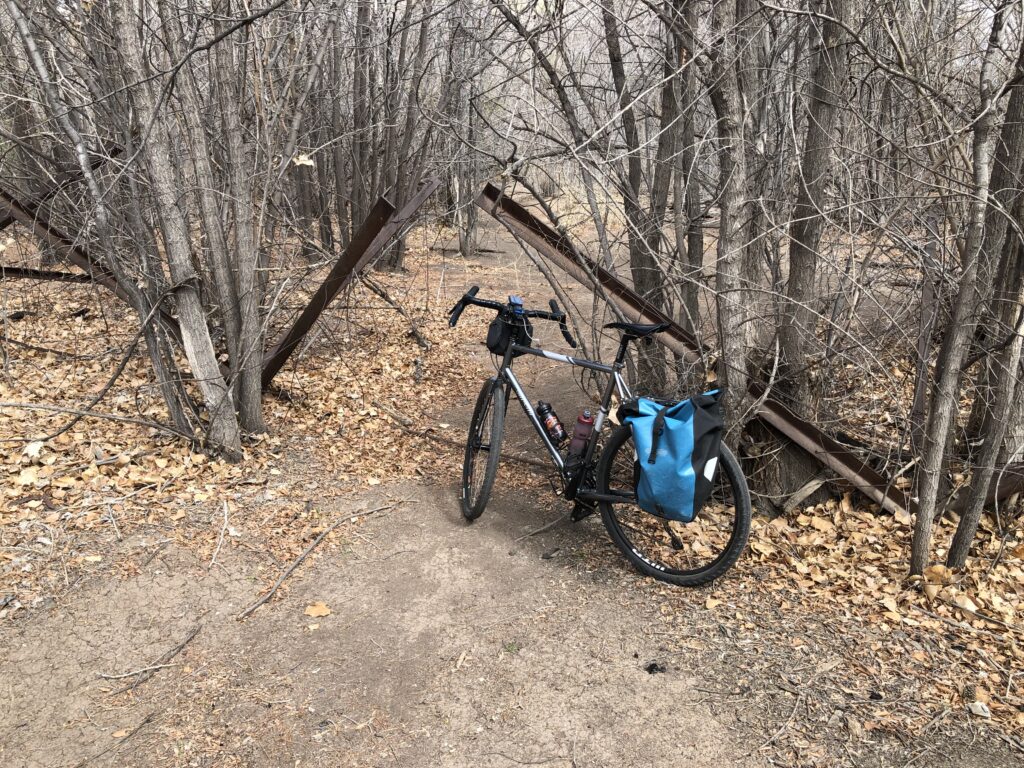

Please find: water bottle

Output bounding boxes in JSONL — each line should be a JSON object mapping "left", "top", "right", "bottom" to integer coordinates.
{"left": 536, "top": 402, "right": 567, "bottom": 444}
{"left": 568, "top": 409, "right": 595, "bottom": 458}
{"left": 564, "top": 409, "right": 595, "bottom": 479}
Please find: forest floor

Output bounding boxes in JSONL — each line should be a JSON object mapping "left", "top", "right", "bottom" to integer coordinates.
{"left": 2, "top": 219, "right": 1024, "bottom": 766}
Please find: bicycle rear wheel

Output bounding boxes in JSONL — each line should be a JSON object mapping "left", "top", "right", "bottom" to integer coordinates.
{"left": 461, "top": 377, "right": 505, "bottom": 520}
{"left": 596, "top": 424, "right": 751, "bottom": 586}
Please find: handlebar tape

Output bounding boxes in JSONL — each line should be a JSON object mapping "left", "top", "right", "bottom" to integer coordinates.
{"left": 448, "top": 285, "right": 480, "bottom": 327}
{"left": 549, "top": 299, "right": 578, "bottom": 348}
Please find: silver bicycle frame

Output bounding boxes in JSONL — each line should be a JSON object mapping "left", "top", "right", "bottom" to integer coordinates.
{"left": 500, "top": 344, "right": 632, "bottom": 476}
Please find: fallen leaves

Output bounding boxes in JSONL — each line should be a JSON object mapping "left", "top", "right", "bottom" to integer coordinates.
{"left": 0, "top": 248, "right": 479, "bottom": 616}
{"left": 303, "top": 602, "right": 331, "bottom": 618}
{"left": 968, "top": 700, "right": 992, "bottom": 719}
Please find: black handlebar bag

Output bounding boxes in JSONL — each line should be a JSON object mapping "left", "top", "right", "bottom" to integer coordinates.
{"left": 486, "top": 314, "right": 534, "bottom": 356}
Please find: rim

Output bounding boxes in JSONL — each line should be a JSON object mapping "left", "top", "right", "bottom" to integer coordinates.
{"left": 603, "top": 432, "right": 742, "bottom": 576}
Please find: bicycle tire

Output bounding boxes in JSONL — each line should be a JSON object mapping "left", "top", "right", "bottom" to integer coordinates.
{"left": 461, "top": 377, "right": 505, "bottom": 520}
{"left": 596, "top": 424, "right": 751, "bottom": 586}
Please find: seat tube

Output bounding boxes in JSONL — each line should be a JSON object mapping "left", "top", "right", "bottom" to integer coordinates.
{"left": 614, "top": 337, "right": 631, "bottom": 366}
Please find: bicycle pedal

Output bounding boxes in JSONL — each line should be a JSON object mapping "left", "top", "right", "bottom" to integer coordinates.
{"left": 571, "top": 502, "right": 596, "bottom": 522}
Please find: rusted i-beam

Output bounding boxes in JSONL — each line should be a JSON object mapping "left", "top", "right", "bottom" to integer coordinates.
{"left": 261, "top": 176, "right": 441, "bottom": 388}
{"left": 0, "top": 189, "right": 182, "bottom": 341}
{"left": 950, "top": 462, "right": 1024, "bottom": 513}
{"left": 0, "top": 265, "right": 93, "bottom": 283}
{"left": 0, "top": 152, "right": 121, "bottom": 233}
{"left": 475, "top": 182, "right": 916, "bottom": 518}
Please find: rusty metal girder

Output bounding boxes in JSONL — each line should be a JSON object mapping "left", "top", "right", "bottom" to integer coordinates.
{"left": 0, "top": 189, "right": 182, "bottom": 342}
{"left": 0, "top": 265, "right": 92, "bottom": 283}
{"left": 949, "top": 463, "right": 1024, "bottom": 513}
{"left": 0, "top": 153, "right": 119, "bottom": 233}
{"left": 261, "top": 177, "right": 441, "bottom": 388}
{"left": 476, "top": 182, "right": 917, "bottom": 518}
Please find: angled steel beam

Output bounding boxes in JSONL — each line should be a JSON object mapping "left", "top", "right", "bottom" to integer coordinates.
{"left": 476, "top": 182, "right": 916, "bottom": 518}
{"left": 261, "top": 177, "right": 441, "bottom": 388}
{"left": 0, "top": 189, "right": 182, "bottom": 342}
{"left": 949, "top": 463, "right": 1024, "bottom": 513}
{"left": 0, "top": 265, "right": 92, "bottom": 283}
{"left": 261, "top": 198, "right": 396, "bottom": 387}
{"left": 0, "top": 151, "right": 121, "bottom": 232}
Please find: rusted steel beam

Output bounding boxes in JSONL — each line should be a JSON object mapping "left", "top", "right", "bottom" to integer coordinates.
{"left": 0, "top": 265, "right": 92, "bottom": 283}
{"left": 475, "top": 183, "right": 708, "bottom": 364}
{"left": 261, "top": 178, "right": 441, "bottom": 388}
{"left": 0, "top": 189, "right": 182, "bottom": 341}
{"left": 0, "top": 151, "right": 120, "bottom": 232}
{"left": 261, "top": 198, "right": 396, "bottom": 388}
{"left": 949, "top": 463, "right": 1024, "bottom": 513}
{"left": 476, "top": 182, "right": 917, "bottom": 518}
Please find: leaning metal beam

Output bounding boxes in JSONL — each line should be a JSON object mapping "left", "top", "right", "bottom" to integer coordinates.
{"left": 0, "top": 151, "right": 121, "bottom": 233}
{"left": 261, "top": 197, "right": 397, "bottom": 388}
{"left": 476, "top": 182, "right": 917, "bottom": 518}
{"left": 261, "top": 177, "right": 441, "bottom": 388}
{"left": 949, "top": 463, "right": 1024, "bottom": 514}
{"left": 0, "top": 265, "right": 92, "bottom": 283}
{"left": 0, "top": 189, "right": 182, "bottom": 341}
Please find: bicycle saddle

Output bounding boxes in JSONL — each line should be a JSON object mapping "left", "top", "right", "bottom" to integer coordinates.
{"left": 603, "top": 321, "right": 671, "bottom": 339}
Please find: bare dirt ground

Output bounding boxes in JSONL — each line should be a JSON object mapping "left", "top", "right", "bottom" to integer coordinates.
{"left": 3, "top": 467, "right": 1020, "bottom": 767}
{"left": 0, "top": 475, "right": 761, "bottom": 768}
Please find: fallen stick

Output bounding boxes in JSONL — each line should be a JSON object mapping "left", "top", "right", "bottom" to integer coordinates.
{"left": 210, "top": 500, "right": 229, "bottom": 567}
{"left": 111, "top": 625, "right": 200, "bottom": 694}
{"left": 75, "top": 710, "right": 159, "bottom": 767}
{"left": 237, "top": 501, "right": 402, "bottom": 620}
{"left": 372, "top": 404, "right": 552, "bottom": 471}
{"left": 98, "top": 662, "right": 182, "bottom": 681}
{"left": 514, "top": 513, "right": 571, "bottom": 542}
{"left": 0, "top": 401, "right": 190, "bottom": 441}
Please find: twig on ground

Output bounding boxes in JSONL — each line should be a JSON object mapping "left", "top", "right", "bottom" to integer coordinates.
{"left": 105, "top": 503, "right": 122, "bottom": 541}
{"left": 514, "top": 513, "right": 571, "bottom": 541}
{"left": 98, "top": 662, "right": 182, "bottom": 681}
{"left": 237, "top": 501, "right": 404, "bottom": 620}
{"left": 756, "top": 690, "right": 804, "bottom": 752}
{"left": 109, "top": 625, "right": 201, "bottom": 695}
{"left": 210, "top": 500, "right": 229, "bottom": 567}
{"left": 374, "top": 408, "right": 552, "bottom": 470}
{"left": 74, "top": 710, "right": 159, "bottom": 767}
{"left": 0, "top": 402, "right": 190, "bottom": 442}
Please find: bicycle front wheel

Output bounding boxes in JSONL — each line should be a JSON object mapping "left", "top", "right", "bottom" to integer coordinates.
{"left": 596, "top": 424, "right": 751, "bottom": 586}
{"left": 461, "top": 377, "right": 505, "bottom": 521}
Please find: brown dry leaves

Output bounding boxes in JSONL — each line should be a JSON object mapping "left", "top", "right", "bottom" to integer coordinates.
{"left": 742, "top": 491, "right": 1024, "bottom": 733}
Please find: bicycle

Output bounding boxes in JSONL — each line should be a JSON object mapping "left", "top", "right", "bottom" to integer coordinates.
{"left": 448, "top": 286, "right": 751, "bottom": 586}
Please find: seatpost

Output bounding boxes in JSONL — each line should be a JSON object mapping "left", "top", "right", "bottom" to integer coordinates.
{"left": 613, "top": 335, "right": 631, "bottom": 367}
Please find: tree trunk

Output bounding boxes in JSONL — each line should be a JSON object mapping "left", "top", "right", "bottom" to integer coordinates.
{"left": 708, "top": 0, "right": 752, "bottom": 428}
{"left": 778, "top": 0, "right": 848, "bottom": 418}
{"left": 965, "top": 37, "right": 1024, "bottom": 439}
{"left": 910, "top": 10, "right": 1005, "bottom": 575}
{"left": 214, "top": 0, "right": 266, "bottom": 434}
{"left": 160, "top": 2, "right": 243, "bottom": 385}
{"left": 114, "top": 2, "right": 242, "bottom": 458}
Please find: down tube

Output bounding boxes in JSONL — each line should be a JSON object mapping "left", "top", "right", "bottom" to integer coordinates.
{"left": 502, "top": 368, "right": 565, "bottom": 470}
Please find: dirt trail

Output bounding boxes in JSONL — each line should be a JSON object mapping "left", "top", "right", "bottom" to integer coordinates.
{"left": 0, "top": 477, "right": 757, "bottom": 767}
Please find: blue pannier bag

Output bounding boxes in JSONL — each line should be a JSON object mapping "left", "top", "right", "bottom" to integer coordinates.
{"left": 617, "top": 390, "right": 725, "bottom": 523}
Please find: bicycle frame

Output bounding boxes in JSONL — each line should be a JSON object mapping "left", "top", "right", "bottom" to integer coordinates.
{"left": 496, "top": 340, "right": 633, "bottom": 501}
